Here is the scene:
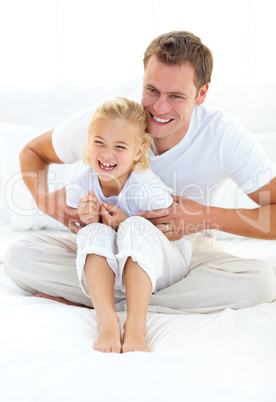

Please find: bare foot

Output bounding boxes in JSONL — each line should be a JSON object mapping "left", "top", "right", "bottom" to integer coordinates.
{"left": 122, "top": 318, "right": 150, "bottom": 353}
{"left": 94, "top": 314, "right": 122, "bottom": 353}
{"left": 34, "top": 293, "right": 89, "bottom": 308}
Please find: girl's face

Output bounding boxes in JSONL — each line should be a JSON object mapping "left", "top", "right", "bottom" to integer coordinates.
{"left": 89, "top": 117, "right": 146, "bottom": 194}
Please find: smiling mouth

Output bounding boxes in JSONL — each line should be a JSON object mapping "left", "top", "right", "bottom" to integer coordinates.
{"left": 98, "top": 161, "right": 117, "bottom": 170}
{"left": 150, "top": 113, "right": 173, "bottom": 124}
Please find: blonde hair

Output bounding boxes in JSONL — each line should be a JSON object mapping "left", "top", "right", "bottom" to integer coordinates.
{"left": 83, "top": 97, "right": 154, "bottom": 171}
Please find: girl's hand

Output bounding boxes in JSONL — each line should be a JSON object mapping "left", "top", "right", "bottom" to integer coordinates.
{"left": 78, "top": 190, "right": 100, "bottom": 225}
{"left": 100, "top": 203, "right": 127, "bottom": 230}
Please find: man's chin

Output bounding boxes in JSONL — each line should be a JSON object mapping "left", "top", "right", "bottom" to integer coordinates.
{"left": 147, "top": 124, "right": 168, "bottom": 138}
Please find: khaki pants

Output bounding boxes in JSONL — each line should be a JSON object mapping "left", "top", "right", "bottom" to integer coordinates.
{"left": 4, "top": 232, "right": 276, "bottom": 314}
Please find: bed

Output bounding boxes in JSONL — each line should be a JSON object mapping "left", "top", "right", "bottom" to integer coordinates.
{"left": 0, "top": 78, "right": 276, "bottom": 402}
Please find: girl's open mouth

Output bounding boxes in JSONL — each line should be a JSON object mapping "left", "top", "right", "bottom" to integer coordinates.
{"left": 98, "top": 160, "right": 117, "bottom": 171}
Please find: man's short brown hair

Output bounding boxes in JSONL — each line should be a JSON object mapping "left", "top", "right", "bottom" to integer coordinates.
{"left": 143, "top": 31, "right": 213, "bottom": 93}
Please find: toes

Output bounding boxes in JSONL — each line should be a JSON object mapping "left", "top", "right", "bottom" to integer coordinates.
{"left": 122, "top": 341, "right": 150, "bottom": 353}
{"left": 93, "top": 343, "right": 121, "bottom": 353}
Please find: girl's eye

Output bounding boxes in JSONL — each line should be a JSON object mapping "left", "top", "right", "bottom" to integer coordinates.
{"left": 94, "top": 140, "right": 103, "bottom": 145}
{"left": 116, "top": 146, "right": 126, "bottom": 150}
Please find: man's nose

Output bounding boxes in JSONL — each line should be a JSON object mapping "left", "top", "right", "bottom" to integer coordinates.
{"left": 153, "top": 95, "right": 170, "bottom": 115}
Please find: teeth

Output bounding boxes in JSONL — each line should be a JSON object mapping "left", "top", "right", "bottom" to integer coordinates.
{"left": 152, "top": 115, "right": 172, "bottom": 124}
{"left": 99, "top": 161, "right": 117, "bottom": 170}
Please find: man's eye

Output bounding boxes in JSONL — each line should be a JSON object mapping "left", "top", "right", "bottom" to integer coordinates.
{"left": 148, "top": 87, "right": 157, "bottom": 94}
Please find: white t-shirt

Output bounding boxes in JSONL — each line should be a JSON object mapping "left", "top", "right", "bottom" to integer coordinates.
{"left": 53, "top": 104, "right": 276, "bottom": 205}
{"left": 66, "top": 167, "right": 173, "bottom": 216}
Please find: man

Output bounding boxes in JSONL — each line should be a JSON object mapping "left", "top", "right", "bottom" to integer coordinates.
{"left": 4, "top": 31, "right": 276, "bottom": 313}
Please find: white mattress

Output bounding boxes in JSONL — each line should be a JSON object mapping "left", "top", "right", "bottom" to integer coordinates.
{"left": 0, "top": 226, "right": 276, "bottom": 402}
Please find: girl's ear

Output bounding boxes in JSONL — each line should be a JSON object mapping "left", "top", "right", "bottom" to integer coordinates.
{"left": 134, "top": 143, "right": 147, "bottom": 162}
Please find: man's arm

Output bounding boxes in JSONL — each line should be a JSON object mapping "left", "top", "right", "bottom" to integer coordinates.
{"left": 140, "top": 177, "right": 276, "bottom": 240}
{"left": 209, "top": 176, "right": 276, "bottom": 239}
{"left": 19, "top": 130, "right": 82, "bottom": 233}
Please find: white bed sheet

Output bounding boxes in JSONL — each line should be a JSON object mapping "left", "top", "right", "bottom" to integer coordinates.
{"left": 0, "top": 226, "right": 276, "bottom": 402}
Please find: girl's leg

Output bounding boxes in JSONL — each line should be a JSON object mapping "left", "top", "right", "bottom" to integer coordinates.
{"left": 122, "top": 257, "right": 152, "bottom": 353}
{"left": 115, "top": 216, "right": 191, "bottom": 352}
{"left": 85, "top": 254, "right": 121, "bottom": 353}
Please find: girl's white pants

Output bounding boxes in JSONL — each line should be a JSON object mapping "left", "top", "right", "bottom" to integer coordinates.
{"left": 76, "top": 216, "right": 192, "bottom": 298}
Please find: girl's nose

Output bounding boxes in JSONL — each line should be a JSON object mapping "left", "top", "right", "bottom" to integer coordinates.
{"left": 100, "top": 148, "right": 114, "bottom": 160}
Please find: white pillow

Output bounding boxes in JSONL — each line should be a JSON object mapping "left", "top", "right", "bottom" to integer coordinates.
{"left": 0, "top": 123, "right": 84, "bottom": 230}
{"left": 0, "top": 77, "right": 142, "bottom": 127}
{"left": 205, "top": 82, "right": 276, "bottom": 134}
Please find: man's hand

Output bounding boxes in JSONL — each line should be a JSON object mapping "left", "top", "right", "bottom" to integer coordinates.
{"left": 139, "top": 196, "right": 209, "bottom": 239}
{"left": 38, "top": 187, "right": 83, "bottom": 234}
{"left": 78, "top": 190, "right": 100, "bottom": 226}
{"left": 100, "top": 203, "right": 127, "bottom": 230}
{"left": 19, "top": 130, "right": 88, "bottom": 234}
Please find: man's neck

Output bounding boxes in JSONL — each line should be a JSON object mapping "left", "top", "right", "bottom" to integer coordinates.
{"left": 155, "top": 131, "right": 187, "bottom": 155}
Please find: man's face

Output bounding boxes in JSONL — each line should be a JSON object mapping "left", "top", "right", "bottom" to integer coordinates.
{"left": 141, "top": 56, "right": 208, "bottom": 153}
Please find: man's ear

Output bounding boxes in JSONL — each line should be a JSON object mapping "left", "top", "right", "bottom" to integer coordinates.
{"left": 195, "top": 83, "right": 209, "bottom": 105}
{"left": 134, "top": 143, "right": 147, "bottom": 161}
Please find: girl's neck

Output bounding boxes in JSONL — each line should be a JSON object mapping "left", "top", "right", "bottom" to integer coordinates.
{"left": 99, "top": 175, "right": 128, "bottom": 197}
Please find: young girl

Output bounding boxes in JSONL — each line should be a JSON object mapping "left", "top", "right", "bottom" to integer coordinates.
{"left": 66, "top": 97, "right": 192, "bottom": 353}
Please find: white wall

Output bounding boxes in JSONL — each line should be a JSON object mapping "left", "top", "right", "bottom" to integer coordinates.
{"left": 0, "top": 0, "right": 275, "bottom": 86}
